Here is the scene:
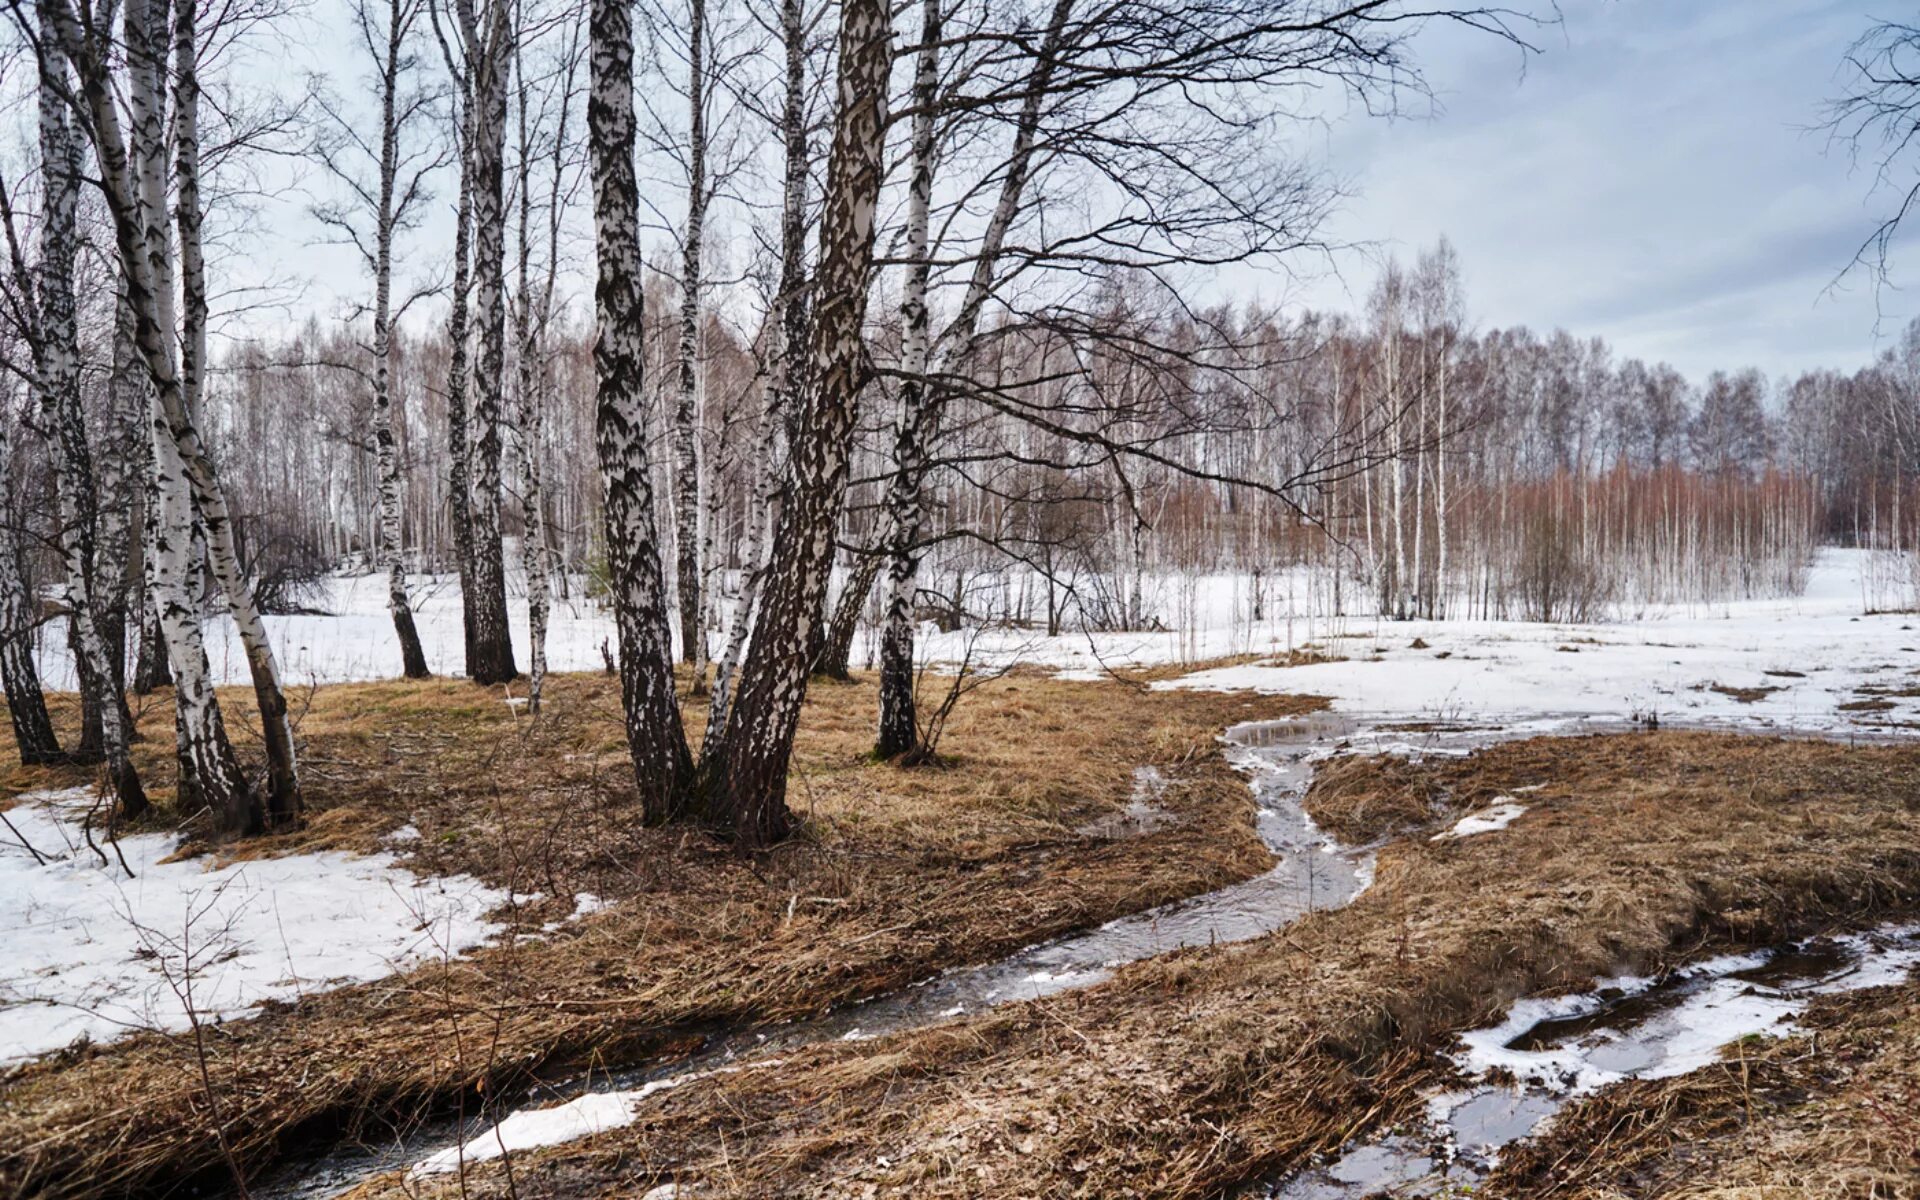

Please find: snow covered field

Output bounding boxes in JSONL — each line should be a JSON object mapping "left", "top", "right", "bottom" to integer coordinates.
{"left": 34, "top": 551, "right": 1920, "bottom": 722}
{"left": 0, "top": 794, "right": 512, "bottom": 1064}
{"left": 1165, "top": 548, "right": 1920, "bottom": 736}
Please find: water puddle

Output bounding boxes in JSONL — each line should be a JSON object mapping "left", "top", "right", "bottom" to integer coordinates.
{"left": 1075, "top": 766, "right": 1178, "bottom": 838}
{"left": 1260, "top": 923, "right": 1920, "bottom": 1198}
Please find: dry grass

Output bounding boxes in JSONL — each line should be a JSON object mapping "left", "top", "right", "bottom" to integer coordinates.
{"left": 0, "top": 668, "right": 1318, "bottom": 1200}
{"left": 349, "top": 731, "right": 1920, "bottom": 1200}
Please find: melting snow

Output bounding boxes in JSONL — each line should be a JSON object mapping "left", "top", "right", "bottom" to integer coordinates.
{"left": 1453, "top": 925, "right": 1920, "bottom": 1095}
{"left": 0, "top": 788, "right": 513, "bottom": 1064}
{"left": 410, "top": 1080, "right": 683, "bottom": 1175}
{"left": 1432, "top": 800, "right": 1528, "bottom": 841}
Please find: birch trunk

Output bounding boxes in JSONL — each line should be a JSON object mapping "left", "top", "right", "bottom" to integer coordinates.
{"left": 705, "top": 0, "right": 891, "bottom": 846}
{"left": 512, "top": 50, "right": 551, "bottom": 712}
{"left": 705, "top": 0, "right": 807, "bottom": 746}
{"left": 0, "top": 407, "right": 60, "bottom": 767}
{"left": 457, "top": 0, "right": 518, "bottom": 686}
{"left": 126, "top": 279, "right": 170, "bottom": 694}
{"left": 46, "top": 0, "right": 275, "bottom": 831}
{"left": 446, "top": 90, "right": 478, "bottom": 670}
{"left": 33, "top": 14, "right": 144, "bottom": 814}
{"left": 672, "top": 0, "right": 709, "bottom": 683}
{"left": 95, "top": 283, "right": 139, "bottom": 705}
{"left": 874, "top": 0, "right": 941, "bottom": 759}
{"left": 590, "top": 0, "right": 693, "bottom": 820}
{"left": 874, "top": 0, "right": 1072, "bottom": 753}
{"left": 374, "top": 0, "right": 430, "bottom": 679}
{"left": 815, "top": 548, "right": 880, "bottom": 681}
{"left": 173, "top": 0, "right": 301, "bottom": 824}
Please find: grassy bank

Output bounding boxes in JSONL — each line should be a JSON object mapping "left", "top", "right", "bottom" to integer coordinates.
{"left": 0, "top": 669, "right": 1316, "bottom": 1199}
{"left": 346, "top": 730, "right": 1920, "bottom": 1199}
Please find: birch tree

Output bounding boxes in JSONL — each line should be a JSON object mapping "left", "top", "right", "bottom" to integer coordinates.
{"left": 0, "top": 390, "right": 60, "bottom": 767}
{"left": 450, "top": 0, "right": 519, "bottom": 684}
{"left": 311, "top": 0, "right": 443, "bottom": 679}
{"left": 669, "top": 0, "right": 708, "bottom": 681}
{"left": 590, "top": 0, "right": 692, "bottom": 820}
{"left": 42, "top": 0, "right": 300, "bottom": 831}
{"left": 511, "top": 16, "right": 579, "bottom": 713}
{"left": 707, "top": 0, "right": 809, "bottom": 744}
{"left": 700, "top": 0, "right": 891, "bottom": 844}
{"left": 10, "top": 5, "right": 145, "bottom": 813}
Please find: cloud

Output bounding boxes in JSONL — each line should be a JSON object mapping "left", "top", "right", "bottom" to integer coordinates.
{"left": 1283, "top": 0, "right": 1917, "bottom": 379}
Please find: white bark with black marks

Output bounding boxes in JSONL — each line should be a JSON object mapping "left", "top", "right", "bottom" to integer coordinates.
{"left": 705, "top": 0, "right": 890, "bottom": 846}
{"left": 707, "top": 0, "right": 806, "bottom": 747}
{"left": 591, "top": 0, "right": 692, "bottom": 819}
{"left": 32, "top": 5, "right": 144, "bottom": 815}
{"left": 671, "top": 0, "right": 709, "bottom": 684}
{"left": 48, "top": 0, "right": 292, "bottom": 832}
{"left": 454, "top": 0, "right": 519, "bottom": 685}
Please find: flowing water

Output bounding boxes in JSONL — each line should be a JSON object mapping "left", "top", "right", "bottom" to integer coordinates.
{"left": 1260, "top": 923, "right": 1920, "bottom": 1198}
{"left": 254, "top": 712, "right": 1917, "bottom": 1197}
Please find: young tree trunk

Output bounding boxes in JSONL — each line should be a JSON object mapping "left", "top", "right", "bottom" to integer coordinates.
{"left": 459, "top": 0, "right": 519, "bottom": 686}
{"left": 590, "top": 0, "right": 693, "bottom": 819}
{"left": 172, "top": 0, "right": 300, "bottom": 825}
{"left": 373, "top": 0, "right": 430, "bottom": 679}
{"left": 95, "top": 282, "right": 140, "bottom": 710}
{"left": 874, "top": 0, "right": 941, "bottom": 758}
{"left": 873, "top": 0, "right": 1070, "bottom": 753}
{"left": 512, "top": 45, "right": 551, "bottom": 712}
{"left": 815, "top": 548, "right": 880, "bottom": 681}
{"left": 126, "top": 267, "right": 170, "bottom": 693}
{"left": 672, "top": 0, "right": 709, "bottom": 686}
{"left": 708, "top": 0, "right": 806, "bottom": 747}
{"left": 704, "top": 0, "right": 892, "bottom": 846}
{"left": 32, "top": 18, "right": 144, "bottom": 814}
{"left": 446, "top": 104, "right": 479, "bottom": 670}
{"left": 0, "top": 413, "right": 61, "bottom": 767}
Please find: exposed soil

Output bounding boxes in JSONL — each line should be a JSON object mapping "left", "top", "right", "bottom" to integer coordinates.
{"left": 0, "top": 669, "right": 1318, "bottom": 1199}
{"left": 340, "top": 730, "right": 1920, "bottom": 1200}
{"left": 1707, "top": 682, "right": 1784, "bottom": 704}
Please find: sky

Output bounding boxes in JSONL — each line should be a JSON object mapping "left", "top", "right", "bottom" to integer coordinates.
{"left": 1276, "top": 0, "right": 1918, "bottom": 380}
{"left": 250, "top": 0, "right": 1916, "bottom": 385}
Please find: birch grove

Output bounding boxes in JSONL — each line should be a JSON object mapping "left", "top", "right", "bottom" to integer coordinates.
{"left": 0, "top": 0, "right": 1892, "bottom": 850}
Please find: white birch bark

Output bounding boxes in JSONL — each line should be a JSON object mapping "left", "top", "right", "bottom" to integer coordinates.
{"left": 32, "top": 5, "right": 144, "bottom": 814}
{"left": 372, "top": 0, "right": 430, "bottom": 679}
{"left": 455, "top": 0, "right": 519, "bottom": 685}
{"left": 47, "top": 0, "right": 282, "bottom": 831}
{"left": 591, "top": 0, "right": 693, "bottom": 819}
{"left": 706, "top": 0, "right": 891, "bottom": 845}
{"left": 672, "top": 0, "right": 709, "bottom": 682}
{"left": 707, "top": 0, "right": 804, "bottom": 746}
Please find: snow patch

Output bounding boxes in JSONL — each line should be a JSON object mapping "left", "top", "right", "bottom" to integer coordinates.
{"left": 0, "top": 788, "right": 512, "bottom": 1064}
{"left": 1432, "top": 800, "right": 1528, "bottom": 841}
{"left": 411, "top": 1080, "right": 682, "bottom": 1175}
